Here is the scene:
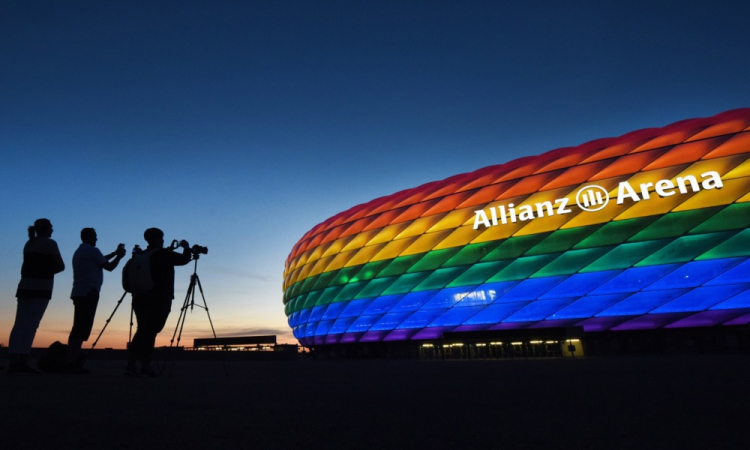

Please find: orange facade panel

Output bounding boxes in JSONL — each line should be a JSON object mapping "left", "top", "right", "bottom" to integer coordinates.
{"left": 589, "top": 149, "right": 667, "bottom": 181}
{"left": 643, "top": 136, "right": 731, "bottom": 171}
{"left": 338, "top": 217, "right": 371, "bottom": 239}
{"left": 539, "top": 160, "right": 611, "bottom": 190}
{"left": 686, "top": 118, "right": 750, "bottom": 142}
{"left": 580, "top": 140, "right": 644, "bottom": 164}
{"left": 533, "top": 148, "right": 591, "bottom": 173}
{"left": 391, "top": 200, "right": 440, "bottom": 224}
{"left": 361, "top": 207, "right": 408, "bottom": 231}
{"left": 421, "top": 191, "right": 474, "bottom": 216}
{"left": 701, "top": 131, "right": 750, "bottom": 160}
{"left": 630, "top": 127, "right": 705, "bottom": 153}
{"left": 496, "top": 171, "right": 562, "bottom": 199}
{"left": 494, "top": 161, "right": 546, "bottom": 182}
{"left": 456, "top": 181, "right": 517, "bottom": 209}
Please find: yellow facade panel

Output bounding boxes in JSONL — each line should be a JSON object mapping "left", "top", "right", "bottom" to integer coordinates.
{"left": 307, "top": 255, "right": 335, "bottom": 279}
{"left": 674, "top": 154, "right": 747, "bottom": 179}
{"left": 515, "top": 210, "right": 581, "bottom": 236}
{"left": 285, "top": 267, "right": 302, "bottom": 288}
{"left": 614, "top": 191, "right": 697, "bottom": 220}
{"left": 292, "top": 261, "right": 313, "bottom": 286}
{"left": 340, "top": 229, "right": 381, "bottom": 253}
{"left": 321, "top": 235, "right": 356, "bottom": 258}
{"left": 672, "top": 177, "right": 750, "bottom": 211}
{"left": 394, "top": 215, "right": 446, "bottom": 239}
{"left": 344, "top": 243, "right": 387, "bottom": 267}
{"left": 425, "top": 207, "right": 477, "bottom": 233}
{"left": 304, "top": 241, "right": 332, "bottom": 266}
{"left": 460, "top": 194, "right": 536, "bottom": 228}
{"left": 431, "top": 225, "right": 483, "bottom": 250}
{"left": 290, "top": 250, "right": 311, "bottom": 272}
{"left": 520, "top": 186, "right": 576, "bottom": 206}
{"left": 613, "top": 166, "right": 688, "bottom": 197}
{"left": 471, "top": 221, "right": 525, "bottom": 244}
{"left": 400, "top": 230, "right": 454, "bottom": 255}
{"left": 723, "top": 156, "right": 750, "bottom": 179}
{"left": 370, "top": 237, "right": 419, "bottom": 262}
{"left": 561, "top": 203, "right": 629, "bottom": 229}
{"left": 285, "top": 257, "right": 299, "bottom": 275}
{"left": 322, "top": 249, "right": 358, "bottom": 273}
{"left": 367, "top": 222, "right": 412, "bottom": 246}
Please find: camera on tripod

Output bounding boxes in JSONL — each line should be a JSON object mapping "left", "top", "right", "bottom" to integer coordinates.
{"left": 191, "top": 244, "right": 208, "bottom": 256}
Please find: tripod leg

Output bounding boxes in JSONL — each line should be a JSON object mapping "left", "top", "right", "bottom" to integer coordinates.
{"left": 170, "top": 276, "right": 194, "bottom": 348}
{"left": 166, "top": 275, "right": 195, "bottom": 377}
{"left": 167, "top": 260, "right": 229, "bottom": 376}
{"left": 129, "top": 305, "right": 134, "bottom": 348}
{"left": 195, "top": 276, "right": 219, "bottom": 339}
{"left": 194, "top": 275, "right": 229, "bottom": 376}
{"left": 91, "top": 291, "right": 128, "bottom": 350}
{"left": 175, "top": 281, "right": 194, "bottom": 348}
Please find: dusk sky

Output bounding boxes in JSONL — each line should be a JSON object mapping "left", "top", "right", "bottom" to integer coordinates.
{"left": 2, "top": 0, "right": 749, "bottom": 349}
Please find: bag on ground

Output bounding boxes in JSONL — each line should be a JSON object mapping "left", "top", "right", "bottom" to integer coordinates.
{"left": 37, "top": 341, "right": 68, "bottom": 372}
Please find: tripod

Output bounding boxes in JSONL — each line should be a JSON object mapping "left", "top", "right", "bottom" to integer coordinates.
{"left": 168, "top": 254, "right": 228, "bottom": 375}
{"left": 91, "top": 291, "right": 135, "bottom": 350}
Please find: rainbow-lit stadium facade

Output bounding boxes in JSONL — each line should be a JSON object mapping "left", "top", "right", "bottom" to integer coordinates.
{"left": 283, "top": 109, "right": 750, "bottom": 349}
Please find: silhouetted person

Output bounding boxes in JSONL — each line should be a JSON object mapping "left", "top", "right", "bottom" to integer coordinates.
{"left": 66, "top": 228, "right": 126, "bottom": 373}
{"left": 125, "top": 228, "right": 190, "bottom": 377}
{"left": 7, "top": 218, "right": 65, "bottom": 374}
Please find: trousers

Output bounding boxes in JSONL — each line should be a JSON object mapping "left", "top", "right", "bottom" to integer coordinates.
{"left": 128, "top": 294, "right": 171, "bottom": 365}
{"left": 9, "top": 297, "right": 50, "bottom": 354}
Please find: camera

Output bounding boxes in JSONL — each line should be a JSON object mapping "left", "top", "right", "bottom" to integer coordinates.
{"left": 191, "top": 244, "right": 208, "bottom": 256}
{"left": 132, "top": 245, "right": 142, "bottom": 256}
{"left": 170, "top": 239, "right": 208, "bottom": 256}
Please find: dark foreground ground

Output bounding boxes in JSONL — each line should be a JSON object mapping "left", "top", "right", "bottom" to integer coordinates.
{"left": 2, "top": 354, "right": 749, "bottom": 450}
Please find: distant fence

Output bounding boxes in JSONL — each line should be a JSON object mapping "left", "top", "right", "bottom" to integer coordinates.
{"left": 193, "top": 335, "right": 277, "bottom": 349}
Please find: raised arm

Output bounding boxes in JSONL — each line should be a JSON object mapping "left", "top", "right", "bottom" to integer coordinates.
{"left": 102, "top": 243, "right": 127, "bottom": 272}
{"left": 172, "top": 240, "right": 192, "bottom": 266}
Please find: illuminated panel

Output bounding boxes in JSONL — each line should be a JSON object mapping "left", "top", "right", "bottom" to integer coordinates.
{"left": 283, "top": 109, "right": 750, "bottom": 346}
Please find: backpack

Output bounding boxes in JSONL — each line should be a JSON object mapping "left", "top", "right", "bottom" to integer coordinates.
{"left": 122, "top": 249, "right": 156, "bottom": 294}
{"left": 37, "top": 341, "right": 70, "bottom": 372}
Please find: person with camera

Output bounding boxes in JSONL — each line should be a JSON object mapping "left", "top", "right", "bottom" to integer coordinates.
{"left": 125, "top": 228, "right": 191, "bottom": 377}
{"left": 8, "top": 218, "right": 65, "bottom": 374}
{"left": 66, "top": 228, "right": 127, "bottom": 373}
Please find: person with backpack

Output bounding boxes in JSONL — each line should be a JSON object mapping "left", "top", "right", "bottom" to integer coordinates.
{"left": 125, "top": 228, "right": 191, "bottom": 377}
{"left": 66, "top": 228, "right": 126, "bottom": 373}
{"left": 7, "top": 218, "right": 65, "bottom": 374}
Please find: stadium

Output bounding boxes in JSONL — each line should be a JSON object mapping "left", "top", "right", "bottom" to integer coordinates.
{"left": 283, "top": 109, "right": 750, "bottom": 358}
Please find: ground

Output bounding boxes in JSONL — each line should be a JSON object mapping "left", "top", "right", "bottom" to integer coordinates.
{"left": 2, "top": 354, "right": 749, "bottom": 450}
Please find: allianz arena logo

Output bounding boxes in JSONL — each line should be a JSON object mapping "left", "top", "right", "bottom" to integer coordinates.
{"left": 576, "top": 185, "right": 610, "bottom": 212}
{"left": 473, "top": 171, "right": 724, "bottom": 230}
